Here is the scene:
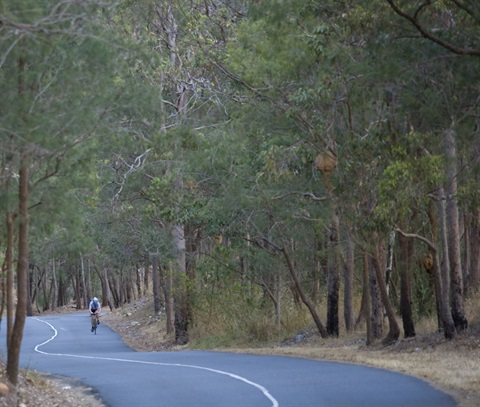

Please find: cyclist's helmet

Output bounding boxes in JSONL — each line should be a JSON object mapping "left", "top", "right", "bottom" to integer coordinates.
{"left": 93, "top": 297, "right": 98, "bottom": 302}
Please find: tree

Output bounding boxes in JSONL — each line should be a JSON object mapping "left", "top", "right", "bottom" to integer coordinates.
{"left": 444, "top": 129, "right": 468, "bottom": 331}
{"left": 6, "top": 152, "right": 29, "bottom": 385}
{"left": 396, "top": 227, "right": 456, "bottom": 340}
{"left": 0, "top": 0, "right": 127, "bottom": 384}
{"left": 383, "top": 0, "right": 480, "bottom": 333}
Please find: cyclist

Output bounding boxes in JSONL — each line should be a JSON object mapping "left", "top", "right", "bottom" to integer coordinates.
{"left": 89, "top": 296, "right": 101, "bottom": 332}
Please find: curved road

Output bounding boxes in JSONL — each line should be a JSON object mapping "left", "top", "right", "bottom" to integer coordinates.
{"left": 4, "top": 313, "right": 455, "bottom": 407}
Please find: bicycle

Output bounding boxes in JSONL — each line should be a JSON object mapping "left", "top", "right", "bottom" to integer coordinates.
{"left": 91, "top": 312, "right": 99, "bottom": 335}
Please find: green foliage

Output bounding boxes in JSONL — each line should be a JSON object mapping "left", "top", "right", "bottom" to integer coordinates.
{"left": 2, "top": 0, "right": 480, "bottom": 341}
{"left": 375, "top": 132, "right": 445, "bottom": 224}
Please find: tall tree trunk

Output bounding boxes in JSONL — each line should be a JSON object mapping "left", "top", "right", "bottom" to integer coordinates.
{"left": 143, "top": 254, "right": 150, "bottom": 295}
{"left": 438, "top": 188, "right": 457, "bottom": 338}
{"left": 154, "top": 0, "right": 192, "bottom": 344}
{"left": 398, "top": 224, "right": 415, "bottom": 338}
{"left": 396, "top": 227, "right": 456, "bottom": 340}
{"left": 185, "top": 223, "right": 198, "bottom": 281}
{"left": 26, "top": 265, "right": 33, "bottom": 316}
{"left": 164, "top": 263, "right": 175, "bottom": 335}
{"left": 74, "top": 272, "right": 82, "bottom": 309}
{"left": 327, "top": 213, "right": 340, "bottom": 337}
{"left": 125, "top": 274, "right": 133, "bottom": 303}
{"left": 343, "top": 228, "right": 355, "bottom": 333}
{"left": 372, "top": 238, "right": 400, "bottom": 345}
{"left": 136, "top": 264, "right": 142, "bottom": 298}
{"left": 7, "top": 152, "right": 29, "bottom": 386}
{"left": 86, "top": 257, "right": 92, "bottom": 302}
{"left": 432, "top": 247, "right": 457, "bottom": 339}
{"left": 172, "top": 224, "right": 189, "bottom": 344}
{"left": 6, "top": 207, "right": 15, "bottom": 350}
{"left": 42, "top": 266, "right": 49, "bottom": 311}
{"left": 152, "top": 254, "right": 162, "bottom": 314}
{"left": 385, "top": 230, "right": 395, "bottom": 296}
{"left": 80, "top": 254, "right": 88, "bottom": 308}
{"left": 363, "top": 252, "right": 374, "bottom": 345}
{"left": 109, "top": 275, "right": 120, "bottom": 308}
{"left": 444, "top": 128, "right": 468, "bottom": 331}
{"left": 369, "top": 255, "right": 383, "bottom": 340}
{"left": 51, "top": 258, "right": 57, "bottom": 311}
{"left": 466, "top": 207, "right": 480, "bottom": 294}
{"left": 428, "top": 198, "right": 443, "bottom": 330}
{"left": 101, "top": 268, "right": 113, "bottom": 310}
{"left": 57, "top": 273, "right": 65, "bottom": 307}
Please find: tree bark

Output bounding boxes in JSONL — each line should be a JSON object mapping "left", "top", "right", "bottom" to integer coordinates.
{"left": 343, "top": 228, "right": 355, "bottom": 332}
{"left": 396, "top": 227, "right": 456, "bottom": 339}
{"left": 466, "top": 207, "right": 480, "bottom": 294}
{"left": 369, "top": 255, "right": 383, "bottom": 340}
{"left": 385, "top": 230, "right": 395, "bottom": 296}
{"left": 7, "top": 152, "right": 29, "bottom": 386}
{"left": 172, "top": 224, "right": 189, "bottom": 344}
{"left": 86, "top": 257, "right": 92, "bottom": 303}
{"left": 152, "top": 254, "right": 162, "bottom": 314}
{"left": 6, "top": 207, "right": 14, "bottom": 350}
{"left": 26, "top": 266, "right": 33, "bottom": 316}
{"left": 327, "top": 213, "right": 340, "bottom": 337}
{"left": 136, "top": 264, "right": 142, "bottom": 298}
{"left": 143, "top": 254, "right": 149, "bottom": 295}
{"left": 164, "top": 263, "right": 174, "bottom": 335}
{"left": 57, "top": 273, "right": 65, "bottom": 307}
{"left": 74, "top": 272, "right": 82, "bottom": 309}
{"left": 444, "top": 129, "right": 468, "bottom": 331}
{"left": 80, "top": 254, "right": 88, "bottom": 308}
{"left": 433, "top": 246, "right": 457, "bottom": 340}
{"left": 398, "top": 225, "right": 415, "bottom": 338}
{"left": 51, "top": 258, "right": 57, "bottom": 311}
{"left": 363, "top": 252, "right": 374, "bottom": 345}
{"left": 372, "top": 238, "right": 400, "bottom": 345}
{"left": 97, "top": 266, "right": 114, "bottom": 309}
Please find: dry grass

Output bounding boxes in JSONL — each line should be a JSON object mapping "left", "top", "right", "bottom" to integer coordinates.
{"left": 103, "top": 295, "right": 480, "bottom": 407}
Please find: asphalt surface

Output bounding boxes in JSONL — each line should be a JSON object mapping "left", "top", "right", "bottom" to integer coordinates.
{"left": 2, "top": 313, "right": 457, "bottom": 407}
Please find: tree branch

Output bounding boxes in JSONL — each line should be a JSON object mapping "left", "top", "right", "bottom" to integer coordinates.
{"left": 272, "top": 191, "right": 328, "bottom": 201}
{"left": 395, "top": 227, "right": 436, "bottom": 251}
{"left": 385, "top": 0, "right": 480, "bottom": 56}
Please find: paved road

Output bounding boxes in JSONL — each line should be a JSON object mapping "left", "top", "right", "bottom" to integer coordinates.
{"left": 3, "top": 313, "right": 456, "bottom": 407}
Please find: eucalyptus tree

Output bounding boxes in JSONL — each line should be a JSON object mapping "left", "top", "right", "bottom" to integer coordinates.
{"left": 223, "top": 0, "right": 480, "bottom": 344}
{"left": 214, "top": 0, "right": 344, "bottom": 336}
{"left": 102, "top": 0, "right": 248, "bottom": 343}
{"left": 381, "top": 0, "right": 480, "bottom": 333}
{"left": 0, "top": 0, "right": 128, "bottom": 385}
{"left": 331, "top": 0, "right": 480, "bottom": 340}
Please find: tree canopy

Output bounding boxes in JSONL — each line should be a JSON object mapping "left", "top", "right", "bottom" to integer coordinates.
{"left": 1, "top": 0, "right": 480, "bottom": 384}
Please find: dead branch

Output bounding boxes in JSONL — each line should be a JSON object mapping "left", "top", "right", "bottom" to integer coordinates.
{"left": 385, "top": 0, "right": 480, "bottom": 56}
{"left": 272, "top": 191, "right": 328, "bottom": 201}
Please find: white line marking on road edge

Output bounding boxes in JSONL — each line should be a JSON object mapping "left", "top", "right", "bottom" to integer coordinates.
{"left": 32, "top": 317, "right": 279, "bottom": 407}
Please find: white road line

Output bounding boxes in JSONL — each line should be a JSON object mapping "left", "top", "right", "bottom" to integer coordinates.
{"left": 33, "top": 317, "right": 279, "bottom": 407}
